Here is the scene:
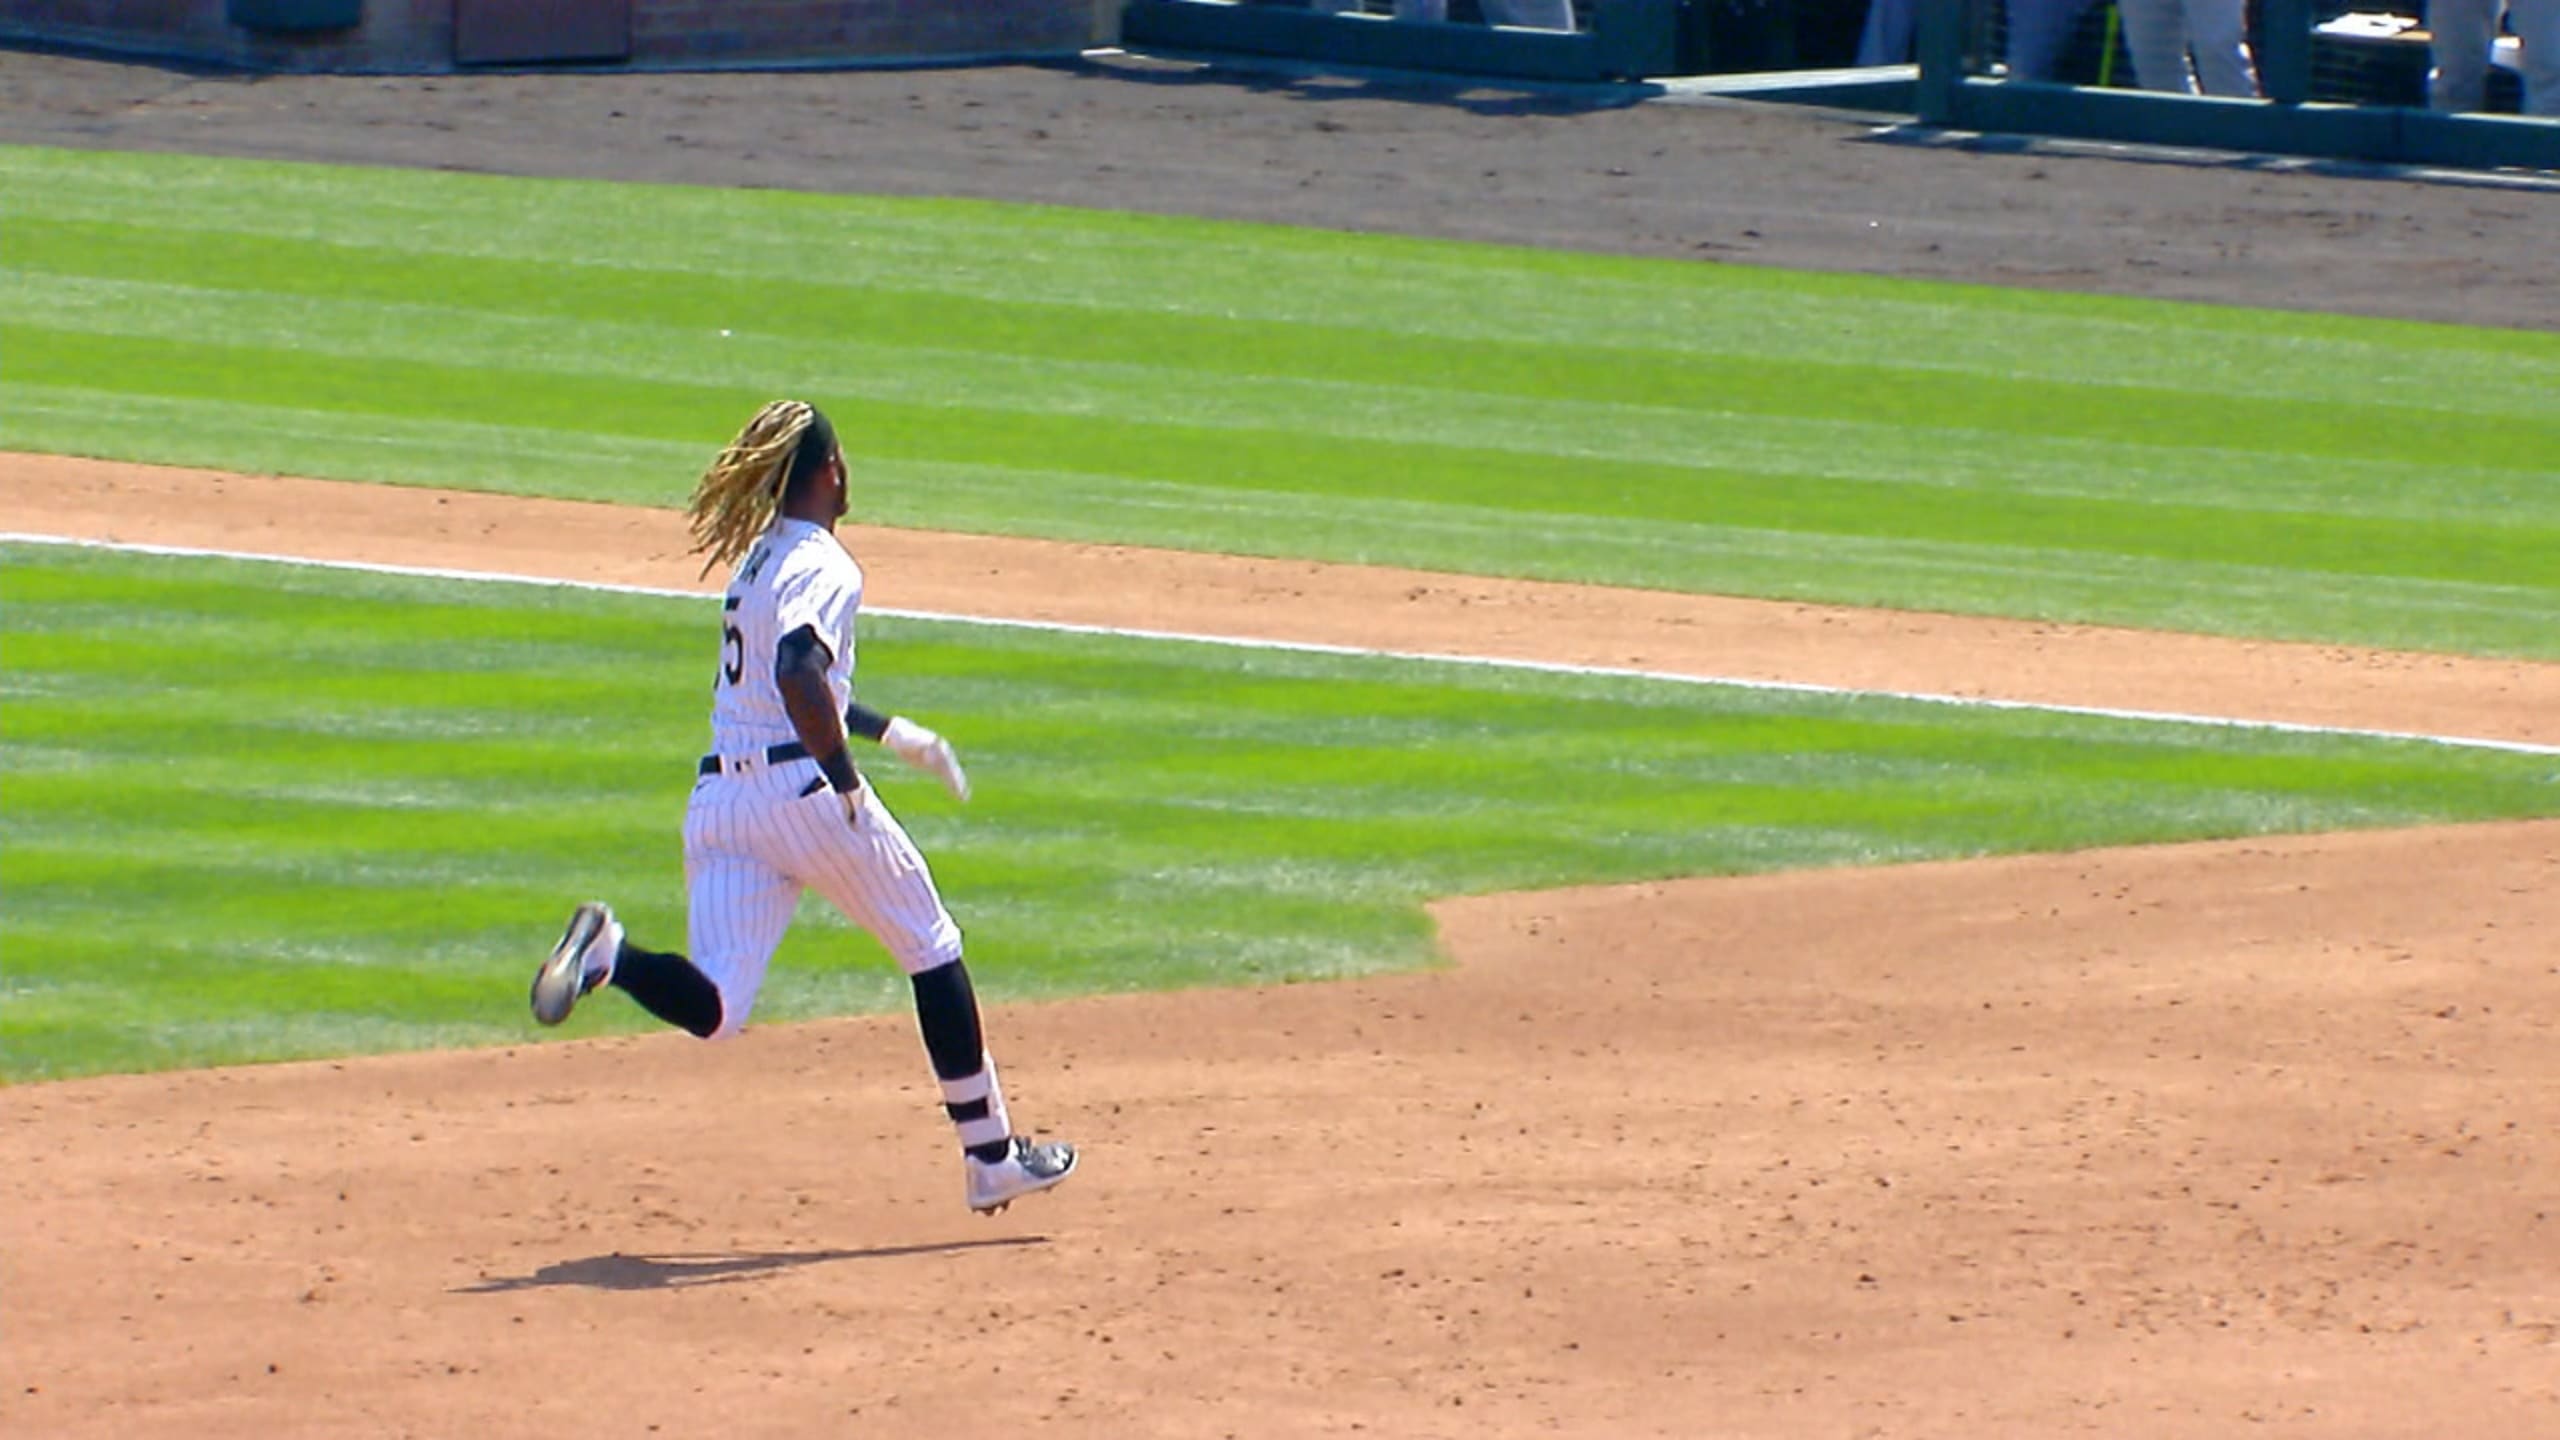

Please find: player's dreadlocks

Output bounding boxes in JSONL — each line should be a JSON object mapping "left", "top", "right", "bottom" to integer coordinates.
{"left": 685, "top": 400, "right": 838, "bottom": 576}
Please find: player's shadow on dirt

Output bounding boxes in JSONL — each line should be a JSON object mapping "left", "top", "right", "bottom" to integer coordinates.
{"left": 454, "top": 1236, "right": 1045, "bottom": 1294}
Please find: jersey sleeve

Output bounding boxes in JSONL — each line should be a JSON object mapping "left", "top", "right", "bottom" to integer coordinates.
{"left": 772, "top": 544, "right": 862, "bottom": 661}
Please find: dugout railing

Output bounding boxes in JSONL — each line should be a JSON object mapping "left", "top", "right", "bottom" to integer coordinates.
{"left": 1119, "top": 0, "right": 1685, "bottom": 81}
{"left": 1116, "top": 0, "right": 2559, "bottom": 172}
{"left": 1913, "top": 0, "right": 2559, "bottom": 170}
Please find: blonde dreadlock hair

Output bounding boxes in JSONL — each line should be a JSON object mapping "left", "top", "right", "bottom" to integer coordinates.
{"left": 685, "top": 400, "right": 833, "bottom": 577}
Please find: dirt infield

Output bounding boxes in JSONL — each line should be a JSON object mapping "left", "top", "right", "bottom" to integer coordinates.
{"left": 3, "top": 46, "right": 2558, "bottom": 1440}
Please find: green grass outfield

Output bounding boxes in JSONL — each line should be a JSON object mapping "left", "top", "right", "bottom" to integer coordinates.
{"left": 4, "top": 543, "right": 2554, "bottom": 1082}
{"left": 4, "top": 146, "right": 2556, "bottom": 1082}
{"left": 3, "top": 145, "right": 2555, "bottom": 658}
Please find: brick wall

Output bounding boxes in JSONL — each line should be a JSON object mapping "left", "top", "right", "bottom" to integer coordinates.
{"left": 0, "top": 0, "right": 1094, "bottom": 72}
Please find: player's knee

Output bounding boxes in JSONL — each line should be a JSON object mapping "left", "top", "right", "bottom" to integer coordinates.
{"left": 890, "top": 918, "right": 965, "bottom": 978}
{"left": 895, "top": 942, "right": 965, "bottom": 978}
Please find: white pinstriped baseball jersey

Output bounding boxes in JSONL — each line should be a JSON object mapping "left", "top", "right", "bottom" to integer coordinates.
{"left": 683, "top": 518, "right": 963, "bottom": 1038}
{"left": 709, "top": 518, "right": 860, "bottom": 755}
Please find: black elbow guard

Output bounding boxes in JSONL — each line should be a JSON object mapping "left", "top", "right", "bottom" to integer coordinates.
{"left": 775, "top": 624, "right": 828, "bottom": 677}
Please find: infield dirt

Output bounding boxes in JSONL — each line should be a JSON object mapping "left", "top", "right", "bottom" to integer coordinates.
{"left": 2, "top": 47, "right": 2556, "bottom": 1440}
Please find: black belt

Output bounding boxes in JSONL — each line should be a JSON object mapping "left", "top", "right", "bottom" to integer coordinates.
{"left": 698, "top": 741, "right": 811, "bottom": 777}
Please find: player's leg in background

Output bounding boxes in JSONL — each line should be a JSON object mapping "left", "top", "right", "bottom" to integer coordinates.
{"left": 2511, "top": 0, "right": 2560, "bottom": 113}
{"left": 532, "top": 775, "right": 794, "bottom": 1036}
{"left": 2005, "top": 0, "right": 2102, "bottom": 80}
{"left": 2182, "top": 0, "right": 2259, "bottom": 95}
{"left": 531, "top": 901, "right": 624, "bottom": 1026}
{"left": 611, "top": 936, "right": 727, "bottom": 1038}
{"left": 671, "top": 843, "right": 799, "bottom": 1040}
{"left": 639, "top": 773, "right": 804, "bottom": 1039}
{"left": 2429, "top": 0, "right": 2499, "bottom": 109}
{"left": 2116, "top": 0, "right": 2202, "bottom": 91}
{"left": 534, "top": 898, "right": 733, "bottom": 1036}
{"left": 1857, "top": 0, "right": 1918, "bottom": 64}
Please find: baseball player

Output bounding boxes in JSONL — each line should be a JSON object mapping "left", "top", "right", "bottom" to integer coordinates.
{"left": 529, "top": 399, "right": 1076, "bottom": 1215}
{"left": 2004, "top": 0, "right": 2258, "bottom": 96}
{"left": 2431, "top": 0, "right": 2560, "bottom": 116}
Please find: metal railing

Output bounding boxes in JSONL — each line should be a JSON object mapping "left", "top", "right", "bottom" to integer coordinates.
{"left": 1914, "top": 0, "right": 2557, "bottom": 169}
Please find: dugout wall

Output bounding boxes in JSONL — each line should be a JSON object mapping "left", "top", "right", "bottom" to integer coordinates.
{"left": 1913, "top": 0, "right": 2558, "bottom": 171}
{"left": 0, "top": 0, "right": 1101, "bottom": 72}
{"left": 1120, "top": 0, "right": 2556, "bottom": 171}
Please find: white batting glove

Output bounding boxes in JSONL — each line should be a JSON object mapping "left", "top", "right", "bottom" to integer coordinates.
{"left": 882, "top": 716, "right": 970, "bottom": 803}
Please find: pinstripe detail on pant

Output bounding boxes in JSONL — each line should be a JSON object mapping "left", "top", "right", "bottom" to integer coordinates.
{"left": 682, "top": 759, "right": 963, "bottom": 1038}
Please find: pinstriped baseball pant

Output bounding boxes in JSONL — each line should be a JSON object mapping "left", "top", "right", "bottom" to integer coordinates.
{"left": 2431, "top": 0, "right": 2560, "bottom": 115}
{"left": 681, "top": 758, "right": 964, "bottom": 1040}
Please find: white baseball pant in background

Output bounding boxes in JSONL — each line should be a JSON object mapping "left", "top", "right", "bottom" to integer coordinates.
{"left": 2118, "top": 0, "right": 2259, "bottom": 95}
{"left": 2005, "top": 0, "right": 2257, "bottom": 94}
{"left": 2432, "top": 0, "right": 2560, "bottom": 115}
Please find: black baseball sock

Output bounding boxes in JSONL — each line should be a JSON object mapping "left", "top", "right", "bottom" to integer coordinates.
{"left": 611, "top": 942, "right": 724, "bottom": 1039}
{"left": 911, "top": 960, "right": 1014, "bottom": 1163}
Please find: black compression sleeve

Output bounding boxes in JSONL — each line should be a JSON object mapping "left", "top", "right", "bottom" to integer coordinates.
{"left": 844, "top": 701, "right": 892, "bottom": 743}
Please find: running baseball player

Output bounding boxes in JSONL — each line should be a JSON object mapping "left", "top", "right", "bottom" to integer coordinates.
{"left": 529, "top": 399, "right": 1076, "bottom": 1215}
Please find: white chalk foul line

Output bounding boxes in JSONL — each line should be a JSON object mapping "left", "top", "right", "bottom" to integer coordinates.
{"left": 8, "top": 531, "right": 2557, "bottom": 758}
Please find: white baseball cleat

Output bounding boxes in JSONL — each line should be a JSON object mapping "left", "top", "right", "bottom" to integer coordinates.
{"left": 965, "top": 1137, "right": 1078, "bottom": 1214}
{"left": 530, "top": 902, "right": 622, "bottom": 1026}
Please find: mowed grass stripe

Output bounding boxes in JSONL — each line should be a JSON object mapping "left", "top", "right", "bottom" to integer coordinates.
{"left": 19, "top": 530, "right": 2557, "bottom": 758}
{"left": 5, "top": 545, "right": 2555, "bottom": 1081}
{"left": 4, "top": 385, "right": 2552, "bottom": 660}
{"left": 10, "top": 145, "right": 2553, "bottom": 410}
{"left": 22, "top": 272, "right": 2552, "bottom": 536}
{"left": 11, "top": 324, "right": 2552, "bottom": 596}
{"left": 3, "top": 145, "right": 2554, "bottom": 660}
{"left": 13, "top": 215, "right": 2558, "bottom": 472}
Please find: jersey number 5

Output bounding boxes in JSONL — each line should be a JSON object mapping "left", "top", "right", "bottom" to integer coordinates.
{"left": 716, "top": 545, "right": 769, "bottom": 688}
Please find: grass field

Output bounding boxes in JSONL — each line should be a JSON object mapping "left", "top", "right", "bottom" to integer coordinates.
{"left": 5, "top": 542, "right": 2555, "bottom": 1081}
{"left": 3, "top": 145, "right": 2556, "bottom": 657}
{"left": 3, "top": 144, "right": 2556, "bottom": 1083}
